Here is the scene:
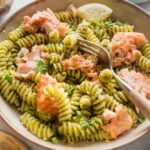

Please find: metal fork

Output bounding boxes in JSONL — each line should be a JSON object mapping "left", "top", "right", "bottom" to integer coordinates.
{"left": 78, "top": 38, "right": 150, "bottom": 120}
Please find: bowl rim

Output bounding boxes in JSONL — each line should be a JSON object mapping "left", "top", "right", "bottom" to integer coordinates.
{"left": 1, "top": 110, "right": 150, "bottom": 150}
{"left": 0, "top": 0, "right": 150, "bottom": 150}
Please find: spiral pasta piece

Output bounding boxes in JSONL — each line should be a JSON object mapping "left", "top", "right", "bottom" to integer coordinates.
{"left": 0, "top": 40, "right": 14, "bottom": 70}
{"left": 55, "top": 9, "right": 81, "bottom": 25}
{"left": 31, "top": 72, "right": 43, "bottom": 83}
{"left": 15, "top": 33, "right": 48, "bottom": 48}
{"left": 58, "top": 122, "right": 84, "bottom": 143}
{"left": 48, "top": 31, "right": 60, "bottom": 43}
{"left": 18, "top": 101, "right": 52, "bottom": 122}
{"left": 100, "top": 39, "right": 111, "bottom": 50}
{"left": 107, "top": 25, "right": 134, "bottom": 35}
{"left": 47, "top": 53, "right": 61, "bottom": 64}
{"left": 0, "top": 46, "right": 16, "bottom": 71}
{"left": 85, "top": 130, "right": 112, "bottom": 141}
{"left": 8, "top": 23, "right": 26, "bottom": 42}
{"left": 66, "top": 69, "right": 86, "bottom": 82}
{"left": 35, "top": 111, "right": 52, "bottom": 122}
{"left": 86, "top": 28, "right": 100, "bottom": 44}
{"left": 67, "top": 17, "right": 82, "bottom": 30}
{"left": 77, "top": 81, "right": 106, "bottom": 114}
{"left": 101, "top": 79, "right": 129, "bottom": 104}
{"left": 6, "top": 51, "right": 16, "bottom": 70}
{"left": 40, "top": 43, "right": 66, "bottom": 54}
{"left": 76, "top": 20, "right": 90, "bottom": 39}
{"left": 105, "top": 94, "right": 120, "bottom": 111}
{"left": 58, "top": 117, "right": 106, "bottom": 143}
{"left": 70, "top": 90, "right": 82, "bottom": 114}
{"left": 0, "top": 40, "right": 14, "bottom": 52}
{"left": 0, "top": 77, "right": 20, "bottom": 107}
{"left": 141, "top": 43, "right": 150, "bottom": 58}
{"left": 99, "top": 69, "right": 113, "bottom": 83}
{"left": 93, "top": 28, "right": 107, "bottom": 39}
{"left": 79, "top": 95, "right": 92, "bottom": 110}
{"left": 20, "top": 112, "right": 54, "bottom": 140}
{"left": 136, "top": 56, "right": 150, "bottom": 73}
{"left": 77, "top": 81, "right": 103, "bottom": 99}
{"left": 113, "top": 91, "right": 128, "bottom": 104}
{"left": 63, "top": 32, "right": 78, "bottom": 49}
{"left": 77, "top": 21, "right": 100, "bottom": 44}
{"left": 0, "top": 57, "right": 8, "bottom": 71}
{"left": 17, "top": 101, "right": 32, "bottom": 113}
{"left": 12, "top": 79, "right": 37, "bottom": 107}
{"left": 58, "top": 82, "right": 76, "bottom": 92}
{"left": 52, "top": 62, "right": 65, "bottom": 73}
{"left": 52, "top": 72, "right": 67, "bottom": 82}
{"left": 80, "top": 110, "right": 91, "bottom": 118}
{"left": 55, "top": 11, "right": 74, "bottom": 22}
{"left": 92, "top": 94, "right": 106, "bottom": 115}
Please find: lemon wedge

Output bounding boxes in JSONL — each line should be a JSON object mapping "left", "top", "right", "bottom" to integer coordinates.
{"left": 77, "top": 3, "right": 113, "bottom": 22}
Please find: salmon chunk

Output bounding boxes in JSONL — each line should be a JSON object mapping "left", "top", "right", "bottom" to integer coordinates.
{"left": 15, "top": 45, "right": 41, "bottom": 79}
{"left": 119, "top": 68, "right": 150, "bottom": 99}
{"left": 23, "top": 8, "right": 69, "bottom": 36}
{"left": 103, "top": 106, "right": 133, "bottom": 139}
{"left": 62, "top": 54, "right": 96, "bottom": 73}
{"left": 37, "top": 74, "right": 58, "bottom": 115}
{"left": 110, "top": 32, "right": 147, "bottom": 67}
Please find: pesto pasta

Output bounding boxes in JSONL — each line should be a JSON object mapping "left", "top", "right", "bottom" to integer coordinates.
{"left": 0, "top": 3, "right": 148, "bottom": 145}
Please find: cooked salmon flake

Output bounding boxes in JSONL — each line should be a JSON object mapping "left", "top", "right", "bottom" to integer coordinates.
{"left": 119, "top": 68, "right": 150, "bottom": 100}
{"left": 110, "top": 32, "right": 147, "bottom": 67}
{"left": 15, "top": 45, "right": 41, "bottom": 79}
{"left": 62, "top": 54, "right": 96, "bottom": 73}
{"left": 103, "top": 106, "right": 133, "bottom": 139}
{"left": 37, "top": 74, "right": 59, "bottom": 115}
{"left": 23, "top": 8, "right": 69, "bottom": 36}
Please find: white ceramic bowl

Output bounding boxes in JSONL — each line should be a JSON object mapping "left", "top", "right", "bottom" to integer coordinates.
{"left": 0, "top": 0, "right": 150, "bottom": 150}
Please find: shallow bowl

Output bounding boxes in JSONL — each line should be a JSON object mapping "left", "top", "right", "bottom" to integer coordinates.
{"left": 0, "top": 0, "right": 150, "bottom": 150}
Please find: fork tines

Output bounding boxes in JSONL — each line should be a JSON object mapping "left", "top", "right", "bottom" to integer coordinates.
{"left": 78, "top": 39, "right": 101, "bottom": 57}
{"left": 78, "top": 39, "right": 110, "bottom": 64}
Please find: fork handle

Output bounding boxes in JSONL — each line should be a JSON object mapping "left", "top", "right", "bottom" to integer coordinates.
{"left": 127, "top": 89, "right": 150, "bottom": 120}
{"left": 113, "top": 72, "right": 150, "bottom": 120}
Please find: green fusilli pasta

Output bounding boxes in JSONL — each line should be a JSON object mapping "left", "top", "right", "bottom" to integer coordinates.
{"left": 107, "top": 24, "right": 134, "bottom": 35}
{"left": 40, "top": 43, "right": 66, "bottom": 54}
{"left": 0, "top": 77, "right": 20, "bottom": 106}
{"left": 141, "top": 43, "right": 150, "bottom": 58}
{"left": 137, "top": 56, "right": 150, "bottom": 72}
{"left": 12, "top": 79, "right": 37, "bottom": 107}
{"left": 58, "top": 117, "right": 107, "bottom": 143}
{"left": 8, "top": 23, "right": 26, "bottom": 42}
{"left": 15, "top": 33, "right": 48, "bottom": 49}
{"left": 20, "top": 112, "right": 54, "bottom": 140}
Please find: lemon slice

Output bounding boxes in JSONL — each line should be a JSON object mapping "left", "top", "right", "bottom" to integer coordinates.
{"left": 77, "top": 3, "right": 113, "bottom": 22}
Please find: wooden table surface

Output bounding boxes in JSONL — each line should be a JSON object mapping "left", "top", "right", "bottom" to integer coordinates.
{"left": 0, "top": 0, "right": 150, "bottom": 150}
